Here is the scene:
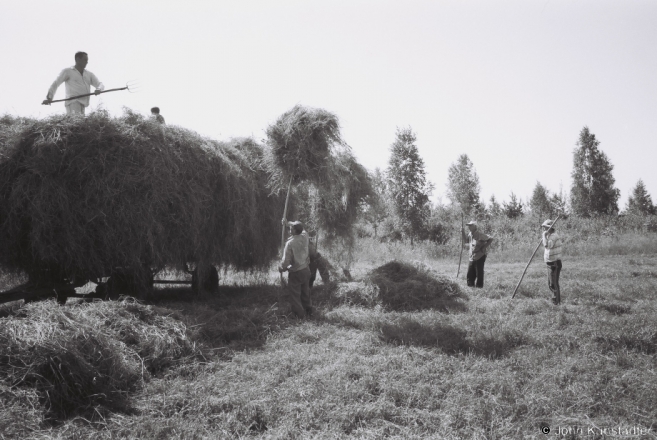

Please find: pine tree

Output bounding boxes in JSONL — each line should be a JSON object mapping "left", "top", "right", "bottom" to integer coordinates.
{"left": 446, "top": 154, "right": 482, "bottom": 216}
{"left": 386, "top": 127, "right": 433, "bottom": 244}
{"left": 487, "top": 195, "right": 502, "bottom": 218}
{"left": 570, "top": 126, "right": 620, "bottom": 216}
{"left": 529, "top": 182, "right": 552, "bottom": 217}
{"left": 549, "top": 191, "right": 567, "bottom": 216}
{"left": 626, "top": 179, "right": 656, "bottom": 215}
{"left": 503, "top": 192, "right": 524, "bottom": 219}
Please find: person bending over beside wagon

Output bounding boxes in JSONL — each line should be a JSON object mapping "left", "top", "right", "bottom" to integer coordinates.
{"left": 462, "top": 220, "right": 494, "bottom": 288}
{"left": 279, "top": 220, "right": 312, "bottom": 318}
{"left": 541, "top": 219, "right": 562, "bottom": 305}
{"left": 42, "top": 51, "right": 104, "bottom": 115}
{"left": 308, "top": 230, "right": 331, "bottom": 288}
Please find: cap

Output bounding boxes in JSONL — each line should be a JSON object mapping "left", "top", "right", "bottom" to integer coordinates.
{"left": 541, "top": 219, "right": 554, "bottom": 228}
{"left": 465, "top": 220, "right": 477, "bottom": 226}
{"left": 290, "top": 221, "right": 304, "bottom": 234}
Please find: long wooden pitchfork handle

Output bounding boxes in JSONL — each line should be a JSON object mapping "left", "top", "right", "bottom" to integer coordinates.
{"left": 43, "top": 87, "right": 128, "bottom": 104}
{"left": 279, "top": 176, "right": 293, "bottom": 286}
{"left": 510, "top": 215, "right": 561, "bottom": 299}
{"left": 456, "top": 212, "right": 464, "bottom": 278}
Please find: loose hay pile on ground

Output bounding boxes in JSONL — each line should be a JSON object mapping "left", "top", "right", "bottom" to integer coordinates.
{"left": 0, "top": 110, "right": 281, "bottom": 284}
{"left": 367, "top": 261, "right": 467, "bottom": 312}
{"left": 0, "top": 298, "right": 199, "bottom": 425}
{"left": 326, "top": 281, "right": 381, "bottom": 307}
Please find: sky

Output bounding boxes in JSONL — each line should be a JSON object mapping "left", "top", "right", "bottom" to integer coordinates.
{"left": 2, "top": 0, "right": 656, "bottom": 209}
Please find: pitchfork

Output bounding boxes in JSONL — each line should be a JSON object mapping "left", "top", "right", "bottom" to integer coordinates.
{"left": 42, "top": 80, "right": 140, "bottom": 105}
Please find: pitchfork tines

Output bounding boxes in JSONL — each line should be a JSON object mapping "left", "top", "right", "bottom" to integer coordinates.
{"left": 124, "top": 79, "right": 141, "bottom": 93}
{"left": 106, "top": 80, "right": 141, "bottom": 94}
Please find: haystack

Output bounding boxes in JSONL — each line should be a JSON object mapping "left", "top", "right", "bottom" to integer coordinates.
{"left": 0, "top": 110, "right": 281, "bottom": 285}
{"left": 367, "top": 261, "right": 467, "bottom": 312}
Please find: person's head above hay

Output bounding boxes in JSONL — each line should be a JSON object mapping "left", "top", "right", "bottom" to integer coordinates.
{"left": 150, "top": 107, "right": 165, "bottom": 124}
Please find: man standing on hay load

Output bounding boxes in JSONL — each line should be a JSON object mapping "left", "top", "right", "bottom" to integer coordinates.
{"left": 279, "top": 220, "right": 312, "bottom": 318}
{"left": 42, "top": 51, "right": 104, "bottom": 115}
{"left": 462, "top": 220, "right": 494, "bottom": 288}
{"left": 541, "top": 219, "right": 563, "bottom": 305}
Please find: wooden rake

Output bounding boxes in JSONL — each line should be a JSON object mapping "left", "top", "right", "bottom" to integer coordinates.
{"left": 43, "top": 80, "right": 140, "bottom": 104}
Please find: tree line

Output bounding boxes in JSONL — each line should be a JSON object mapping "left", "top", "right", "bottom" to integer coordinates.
{"left": 361, "top": 126, "right": 655, "bottom": 243}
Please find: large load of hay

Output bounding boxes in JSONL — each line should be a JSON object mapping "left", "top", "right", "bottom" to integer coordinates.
{"left": 264, "top": 105, "right": 375, "bottom": 269}
{"left": 265, "top": 104, "right": 346, "bottom": 189}
{"left": 0, "top": 110, "right": 281, "bottom": 285}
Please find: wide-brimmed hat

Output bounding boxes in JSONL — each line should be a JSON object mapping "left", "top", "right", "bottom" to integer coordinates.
{"left": 541, "top": 219, "right": 555, "bottom": 228}
{"left": 465, "top": 220, "right": 477, "bottom": 226}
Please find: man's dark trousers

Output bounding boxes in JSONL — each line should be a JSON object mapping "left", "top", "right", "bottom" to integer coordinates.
{"left": 467, "top": 255, "right": 487, "bottom": 288}
{"left": 546, "top": 259, "right": 562, "bottom": 304}
{"left": 287, "top": 267, "right": 311, "bottom": 318}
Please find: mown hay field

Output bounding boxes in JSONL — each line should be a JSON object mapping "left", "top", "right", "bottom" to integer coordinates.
{"left": 1, "top": 234, "right": 657, "bottom": 439}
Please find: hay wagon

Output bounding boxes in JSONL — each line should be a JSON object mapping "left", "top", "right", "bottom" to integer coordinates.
{"left": 0, "top": 111, "right": 280, "bottom": 306}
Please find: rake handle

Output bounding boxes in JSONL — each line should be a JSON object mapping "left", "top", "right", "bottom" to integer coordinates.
{"left": 456, "top": 212, "right": 464, "bottom": 278}
{"left": 510, "top": 215, "right": 561, "bottom": 299}
{"left": 43, "top": 87, "right": 128, "bottom": 104}
{"left": 279, "top": 176, "right": 294, "bottom": 286}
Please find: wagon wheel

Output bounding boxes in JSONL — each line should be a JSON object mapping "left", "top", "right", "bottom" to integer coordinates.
{"left": 25, "top": 265, "right": 73, "bottom": 305}
{"left": 100, "top": 267, "right": 154, "bottom": 301}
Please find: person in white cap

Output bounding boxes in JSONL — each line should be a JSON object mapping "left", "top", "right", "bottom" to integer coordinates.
{"left": 541, "top": 219, "right": 562, "bottom": 305}
{"left": 462, "top": 220, "right": 494, "bottom": 288}
{"left": 279, "top": 219, "right": 312, "bottom": 318}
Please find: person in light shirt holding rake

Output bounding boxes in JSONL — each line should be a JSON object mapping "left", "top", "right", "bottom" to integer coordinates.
{"left": 541, "top": 219, "right": 563, "bottom": 305}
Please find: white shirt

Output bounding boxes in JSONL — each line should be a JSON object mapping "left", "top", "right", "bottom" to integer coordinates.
{"left": 47, "top": 67, "right": 105, "bottom": 107}
{"left": 542, "top": 231, "right": 562, "bottom": 263}
{"left": 280, "top": 231, "right": 310, "bottom": 272}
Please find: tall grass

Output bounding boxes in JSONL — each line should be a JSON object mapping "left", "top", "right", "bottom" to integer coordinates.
{"left": 347, "top": 214, "right": 657, "bottom": 268}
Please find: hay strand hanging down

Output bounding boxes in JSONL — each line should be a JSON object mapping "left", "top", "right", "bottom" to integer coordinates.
{"left": 0, "top": 110, "right": 281, "bottom": 283}
{"left": 265, "top": 104, "right": 348, "bottom": 190}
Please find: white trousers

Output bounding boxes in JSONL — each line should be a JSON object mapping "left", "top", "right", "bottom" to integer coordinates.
{"left": 66, "top": 101, "right": 86, "bottom": 115}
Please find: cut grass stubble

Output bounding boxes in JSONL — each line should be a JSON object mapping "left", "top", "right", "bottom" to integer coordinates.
{"left": 1, "top": 254, "right": 657, "bottom": 438}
